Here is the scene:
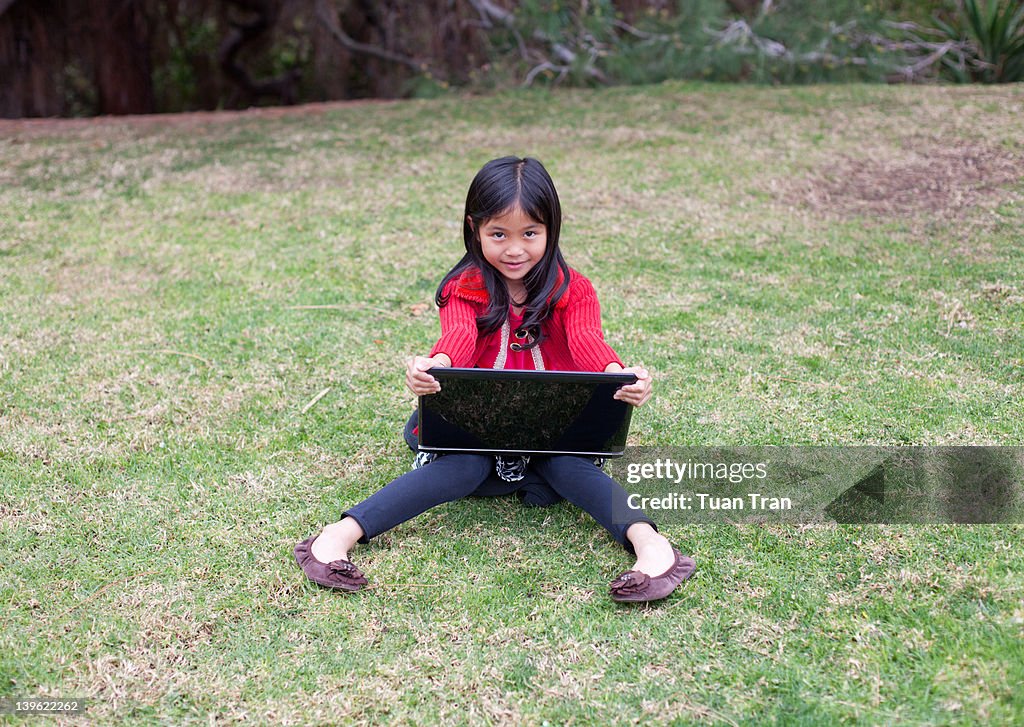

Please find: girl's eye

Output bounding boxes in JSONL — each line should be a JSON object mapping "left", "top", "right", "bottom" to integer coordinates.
{"left": 492, "top": 232, "right": 505, "bottom": 240}
{"left": 524, "top": 231, "right": 535, "bottom": 238}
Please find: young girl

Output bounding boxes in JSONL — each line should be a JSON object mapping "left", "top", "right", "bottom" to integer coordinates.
{"left": 295, "top": 157, "right": 695, "bottom": 603}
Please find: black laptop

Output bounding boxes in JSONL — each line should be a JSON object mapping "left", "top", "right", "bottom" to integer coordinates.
{"left": 417, "top": 368, "right": 638, "bottom": 457}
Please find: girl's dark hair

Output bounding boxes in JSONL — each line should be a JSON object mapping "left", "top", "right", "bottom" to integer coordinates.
{"left": 435, "top": 156, "right": 570, "bottom": 349}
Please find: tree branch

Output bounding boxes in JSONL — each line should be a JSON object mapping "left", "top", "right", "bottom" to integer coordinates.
{"left": 313, "top": 0, "right": 427, "bottom": 74}
{"left": 707, "top": 16, "right": 978, "bottom": 82}
{"left": 524, "top": 61, "right": 568, "bottom": 86}
{"left": 470, "top": 0, "right": 608, "bottom": 85}
{"left": 611, "top": 18, "right": 672, "bottom": 42}
{"left": 467, "top": 0, "right": 514, "bottom": 28}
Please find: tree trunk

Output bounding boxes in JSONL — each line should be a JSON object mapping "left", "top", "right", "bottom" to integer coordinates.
{"left": 0, "top": 0, "right": 64, "bottom": 117}
{"left": 90, "top": 0, "right": 155, "bottom": 114}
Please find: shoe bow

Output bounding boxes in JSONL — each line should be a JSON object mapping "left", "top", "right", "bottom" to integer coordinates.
{"left": 609, "top": 571, "right": 650, "bottom": 597}
{"left": 328, "top": 559, "right": 367, "bottom": 583}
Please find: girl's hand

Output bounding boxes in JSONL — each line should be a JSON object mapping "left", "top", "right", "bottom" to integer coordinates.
{"left": 406, "top": 355, "right": 448, "bottom": 396}
{"left": 611, "top": 364, "right": 652, "bottom": 407}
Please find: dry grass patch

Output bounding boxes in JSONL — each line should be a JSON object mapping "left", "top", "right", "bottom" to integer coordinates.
{"left": 0, "top": 99, "right": 397, "bottom": 141}
{"left": 788, "top": 140, "right": 1022, "bottom": 223}
{"left": 768, "top": 323, "right": 833, "bottom": 360}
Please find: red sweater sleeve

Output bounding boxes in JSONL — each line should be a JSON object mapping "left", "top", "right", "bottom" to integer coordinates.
{"left": 429, "top": 283, "right": 480, "bottom": 367}
{"left": 563, "top": 275, "right": 624, "bottom": 371}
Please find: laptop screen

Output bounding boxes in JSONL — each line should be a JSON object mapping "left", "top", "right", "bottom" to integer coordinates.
{"left": 417, "top": 368, "right": 637, "bottom": 457}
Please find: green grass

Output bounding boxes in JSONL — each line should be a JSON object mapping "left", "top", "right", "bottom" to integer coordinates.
{"left": 2, "top": 81, "right": 1023, "bottom": 724}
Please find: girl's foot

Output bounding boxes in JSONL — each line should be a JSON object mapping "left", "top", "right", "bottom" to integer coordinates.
{"left": 626, "top": 523, "right": 676, "bottom": 576}
{"left": 295, "top": 517, "right": 369, "bottom": 592}
{"left": 310, "top": 518, "right": 362, "bottom": 564}
{"left": 294, "top": 534, "right": 366, "bottom": 591}
{"left": 613, "top": 523, "right": 696, "bottom": 603}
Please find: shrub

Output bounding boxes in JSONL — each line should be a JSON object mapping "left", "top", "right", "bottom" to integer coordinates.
{"left": 932, "top": 0, "right": 1024, "bottom": 82}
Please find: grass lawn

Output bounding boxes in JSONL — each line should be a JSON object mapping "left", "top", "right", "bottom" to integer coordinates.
{"left": 1, "top": 82, "right": 1023, "bottom": 724}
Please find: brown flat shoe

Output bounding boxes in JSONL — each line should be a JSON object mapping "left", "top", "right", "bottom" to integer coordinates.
{"left": 293, "top": 534, "right": 368, "bottom": 592}
{"left": 609, "top": 548, "right": 695, "bottom": 603}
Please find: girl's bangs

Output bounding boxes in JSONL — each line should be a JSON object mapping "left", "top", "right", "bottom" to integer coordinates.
{"left": 508, "top": 186, "right": 550, "bottom": 228}
{"left": 489, "top": 200, "right": 545, "bottom": 226}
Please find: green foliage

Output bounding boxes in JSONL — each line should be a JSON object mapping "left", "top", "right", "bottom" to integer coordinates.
{"left": 933, "top": 0, "right": 1024, "bottom": 82}
{"left": 601, "top": 0, "right": 734, "bottom": 84}
{"left": 875, "top": 0, "right": 953, "bottom": 24}
{"left": 152, "top": 16, "right": 221, "bottom": 112}
{"left": 709, "top": 0, "right": 896, "bottom": 83}
{"left": 401, "top": 72, "right": 452, "bottom": 99}
{"left": 678, "top": 2, "right": 892, "bottom": 83}
{"left": 489, "top": 0, "right": 900, "bottom": 88}
{"left": 59, "top": 59, "right": 99, "bottom": 117}
{"left": 478, "top": 0, "right": 1020, "bottom": 88}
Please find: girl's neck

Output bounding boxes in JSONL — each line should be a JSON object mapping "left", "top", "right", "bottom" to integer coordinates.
{"left": 506, "top": 281, "right": 527, "bottom": 307}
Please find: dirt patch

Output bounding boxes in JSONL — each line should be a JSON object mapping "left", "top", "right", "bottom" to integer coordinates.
{"left": 0, "top": 98, "right": 401, "bottom": 140}
{"left": 788, "top": 142, "right": 1022, "bottom": 221}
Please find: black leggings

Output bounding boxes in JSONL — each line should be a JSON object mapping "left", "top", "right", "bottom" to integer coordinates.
{"left": 343, "top": 433, "right": 656, "bottom": 553}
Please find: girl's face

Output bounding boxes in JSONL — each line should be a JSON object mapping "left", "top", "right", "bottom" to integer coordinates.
{"left": 474, "top": 205, "right": 548, "bottom": 293}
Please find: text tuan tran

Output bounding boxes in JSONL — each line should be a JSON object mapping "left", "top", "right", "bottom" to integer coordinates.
{"left": 696, "top": 493, "right": 792, "bottom": 511}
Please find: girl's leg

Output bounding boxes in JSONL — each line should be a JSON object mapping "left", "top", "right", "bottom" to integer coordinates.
{"left": 311, "top": 454, "right": 493, "bottom": 563}
{"left": 530, "top": 455, "right": 676, "bottom": 576}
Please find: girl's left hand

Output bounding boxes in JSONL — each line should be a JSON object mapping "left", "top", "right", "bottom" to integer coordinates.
{"left": 612, "top": 365, "right": 652, "bottom": 407}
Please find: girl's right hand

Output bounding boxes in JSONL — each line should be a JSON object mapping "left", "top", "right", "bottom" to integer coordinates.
{"left": 406, "top": 355, "right": 446, "bottom": 396}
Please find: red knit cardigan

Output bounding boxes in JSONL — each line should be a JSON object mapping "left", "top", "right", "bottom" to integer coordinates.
{"left": 428, "top": 266, "right": 624, "bottom": 372}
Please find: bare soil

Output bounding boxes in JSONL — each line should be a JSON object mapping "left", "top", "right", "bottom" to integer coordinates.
{"left": 791, "top": 140, "right": 1022, "bottom": 220}
{"left": 0, "top": 98, "right": 398, "bottom": 139}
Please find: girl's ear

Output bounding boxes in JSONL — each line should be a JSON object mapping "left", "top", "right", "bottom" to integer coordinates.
{"left": 466, "top": 215, "right": 475, "bottom": 231}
